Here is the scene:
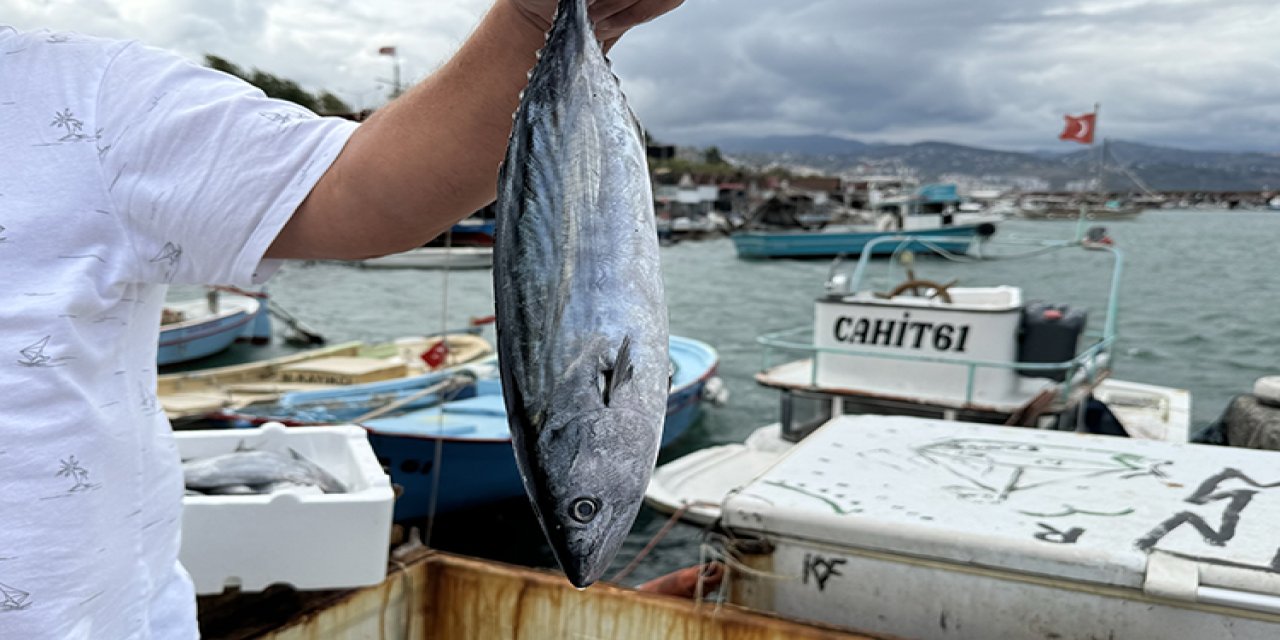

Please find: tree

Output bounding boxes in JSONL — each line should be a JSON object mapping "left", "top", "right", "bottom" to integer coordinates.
{"left": 317, "top": 91, "right": 352, "bottom": 115}
{"left": 202, "top": 54, "right": 350, "bottom": 115}
{"left": 704, "top": 146, "right": 725, "bottom": 166}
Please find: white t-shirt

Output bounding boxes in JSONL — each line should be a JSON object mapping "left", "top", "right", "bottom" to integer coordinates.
{"left": 0, "top": 27, "right": 358, "bottom": 639}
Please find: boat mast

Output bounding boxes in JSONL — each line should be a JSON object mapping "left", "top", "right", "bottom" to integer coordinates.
{"left": 1092, "top": 103, "right": 1104, "bottom": 202}
{"left": 1075, "top": 102, "right": 1102, "bottom": 241}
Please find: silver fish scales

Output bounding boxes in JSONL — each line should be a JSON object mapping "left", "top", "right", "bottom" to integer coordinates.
{"left": 493, "top": 0, "right": 668, "bottom": 588}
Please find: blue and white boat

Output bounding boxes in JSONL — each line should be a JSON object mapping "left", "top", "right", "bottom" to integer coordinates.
{"left": 222, "top": 366, "right": 483, "bottom": 426}
{"left": 732, "top": 183, "right": 1001, "bottom": 259}
{"left": 732, "top": 223, "right": 995, "bottom": 259}
{"left": 362, "top": 335, "right": 724, "bottom": 520}
{"left": 159, "top": 290, "right": 271, "bottom": 366}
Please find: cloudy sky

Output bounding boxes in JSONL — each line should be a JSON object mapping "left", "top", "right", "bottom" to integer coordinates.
{"left": 5, "top": 0, "right": 1278, "bottom": 152}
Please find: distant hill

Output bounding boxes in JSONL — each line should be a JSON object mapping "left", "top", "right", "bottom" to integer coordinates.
{"left": 713, "top": 135, "right": 1280, "bottom": 191}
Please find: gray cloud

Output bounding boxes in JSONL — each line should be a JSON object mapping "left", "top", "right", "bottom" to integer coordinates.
{"left": 5, "top": 0, "right": 1277, "bottom": 151}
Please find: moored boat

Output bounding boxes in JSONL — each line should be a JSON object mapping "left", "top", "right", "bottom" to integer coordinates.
{"left": 159, "top": 333, "right": 494, "bottom": 423}
{"left": 732, "top": 183, "right": 1001, "bottom": 259}
{"left": 159, "top": 290, "right": 271, "bottom": 366}
{"left": 646, "top": 233, "right": 1193, "bottom": 524}
{"left": 1016, "top": 194, "right": 1145, "bottom": 220}
{"left": 355, "top": 246, "right": 493, "bottom": 270}
{"left": 339, "top": 335, "right": 724, "bottom": 519}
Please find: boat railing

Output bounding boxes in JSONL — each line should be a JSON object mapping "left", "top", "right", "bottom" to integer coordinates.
{"left": 828, "top": 234, "right": 1124, "bottom": 344}
{"left": 757, "top": 326, "right": 1113, "bottom": 408}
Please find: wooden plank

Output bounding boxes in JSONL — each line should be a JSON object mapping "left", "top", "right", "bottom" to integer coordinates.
{"left": 202, "top": 551, "right": 878, "bottom": 640}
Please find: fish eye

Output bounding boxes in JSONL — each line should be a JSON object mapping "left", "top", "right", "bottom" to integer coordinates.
{"left": 570, "top": 497, "right": 599, "bottom": 523}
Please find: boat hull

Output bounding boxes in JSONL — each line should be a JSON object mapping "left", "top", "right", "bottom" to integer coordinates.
{"left": 158, "top": 294, "right": 266, "bottom": 366}
{"left": 358, "top": 247, "right": 493, "bottom": 270}
{"left": 731, "top": 223, "right": 986, "bottom": 259}
{"left": 373, "top": 336, "right": 720, "bottom": 520}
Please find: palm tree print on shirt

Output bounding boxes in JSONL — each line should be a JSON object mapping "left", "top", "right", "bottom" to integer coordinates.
{"left": 48, "top": 108, "right": 101, "bottom": 143}
{"left": 56, "top": 456, "right": 100, "bottom": 493}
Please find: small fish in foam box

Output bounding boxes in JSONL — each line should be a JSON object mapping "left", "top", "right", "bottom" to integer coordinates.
{"left": 177, "top": 422, "right": 394, "bottom": 595}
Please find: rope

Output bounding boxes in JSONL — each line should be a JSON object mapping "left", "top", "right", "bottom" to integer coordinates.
{"left": 423, "top": 229, "right": 455, "bottom": 549}
{"left": 351, "top": 375, "right": 471, "bottom": 423}
{"left": 211, "top": 284, "right": 326, "bottom": 344}
{"left": 609, "top": 501, "right": 716, "bottom": 583}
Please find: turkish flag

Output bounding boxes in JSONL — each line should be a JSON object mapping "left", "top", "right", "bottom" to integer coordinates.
{"left": 1059, "top": 113, "right": 1096, "bottom": 144}
{"left": 421, "top": 340, "right": 449, "bottom": 369}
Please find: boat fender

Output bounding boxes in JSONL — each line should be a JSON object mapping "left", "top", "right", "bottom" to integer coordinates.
{"left": 637, "top": 562, "right": 724, "bottom": 599}
{"left": 976, "top": 222, "right": 998, "bottom": 237}
{"left": 1255, "top": 376, "right": 1280, "bottom": 408}
{"left": 875, "top": 213, "right": 901, "bottom": 232}
{"left": 702, "top": 376, "right": 731, "bottom": 407}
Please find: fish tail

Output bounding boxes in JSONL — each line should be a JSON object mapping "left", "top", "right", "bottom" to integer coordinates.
{"left": 554, "top": 0, "right": 591, "bottom": 35}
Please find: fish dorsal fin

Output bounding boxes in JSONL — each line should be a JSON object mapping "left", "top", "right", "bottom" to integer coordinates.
{"left": 602, "top": 335, "right": 634, "bottom": 407}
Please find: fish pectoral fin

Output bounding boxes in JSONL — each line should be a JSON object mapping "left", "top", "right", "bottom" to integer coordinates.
{"left": 601, "top": 335, "right": 635, "bottom": 408}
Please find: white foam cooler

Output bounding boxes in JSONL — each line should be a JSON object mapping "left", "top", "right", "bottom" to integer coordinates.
{"left": 721, "top": 415, "right": 1280, "bottom": 639}
{"left": 177, "top": 423, "right": 394, "bottom": 595}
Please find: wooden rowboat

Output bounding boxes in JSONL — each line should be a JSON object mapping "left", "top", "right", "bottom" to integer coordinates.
{"left": 159, "top": 334, "right": 493, "bottom": 422}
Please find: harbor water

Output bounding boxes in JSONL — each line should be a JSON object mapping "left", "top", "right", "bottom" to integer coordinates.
{"left": 178, "top": 209, "right": 1278, "bottom": 586}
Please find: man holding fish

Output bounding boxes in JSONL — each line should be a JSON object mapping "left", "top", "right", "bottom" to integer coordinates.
{"left": 0, "top": 0, "right": 679, "bottom": 637}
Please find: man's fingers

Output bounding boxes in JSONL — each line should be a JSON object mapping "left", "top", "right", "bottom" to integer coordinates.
{"left": 592, "top": 0, "right": 683, "bottom": 36}
{"left": 589, "top": 0, "right": 637, "bottom": 23}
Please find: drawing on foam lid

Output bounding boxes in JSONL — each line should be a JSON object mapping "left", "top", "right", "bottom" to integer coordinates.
{"left": 914, "top": 438, "right": 1172, "bottom": 505}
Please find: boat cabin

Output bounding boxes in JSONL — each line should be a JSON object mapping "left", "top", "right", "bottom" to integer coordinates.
{"left": 754, "top": 237, "right": 1181, "bottom": 441}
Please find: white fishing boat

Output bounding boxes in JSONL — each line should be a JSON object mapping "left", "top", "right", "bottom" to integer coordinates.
{"left": 1016, "top": 194, "right": 1144, "bottom": 220}
{"left": 356, "top": 246, "right": 493, "bottom": 270}
{"left": 645, "top": 234, "right": 1193, "bottom": 525}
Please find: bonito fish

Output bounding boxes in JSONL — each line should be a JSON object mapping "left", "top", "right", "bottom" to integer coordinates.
{"left": 494, "top": 0, "right": 668, "bottom": 588}
{"left": 182, "top": 449, "right": 346, "bottom": 495}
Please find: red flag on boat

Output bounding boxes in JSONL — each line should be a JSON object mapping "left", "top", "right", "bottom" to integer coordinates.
{"left": 421, "top": 340, "right": 449, "bottom": 369}
{"left": 378, "top": 46, "right": 397, "bottom": 56}
{"left": 1059, "top": 112, "right": 1097, "bottom": 145}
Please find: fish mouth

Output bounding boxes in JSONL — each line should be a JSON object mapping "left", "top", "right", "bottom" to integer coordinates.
{"left": 562, "top": 553, "right": 608, "bottom": 589}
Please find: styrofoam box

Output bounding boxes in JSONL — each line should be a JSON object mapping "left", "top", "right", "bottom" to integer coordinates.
{"left": 176, "top": 423, "right": 394, "bottom": 595}
{"left": 723, "top": 415, "right": 1280, "bottom": 639}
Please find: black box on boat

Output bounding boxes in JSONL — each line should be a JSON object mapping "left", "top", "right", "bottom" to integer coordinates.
{"left": 1017, "top": 302, "right": 1087, "bottom": 381}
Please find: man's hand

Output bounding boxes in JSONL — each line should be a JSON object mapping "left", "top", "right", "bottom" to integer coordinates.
{"left": 506, "top": 0, "right": 684, "bottom": 45}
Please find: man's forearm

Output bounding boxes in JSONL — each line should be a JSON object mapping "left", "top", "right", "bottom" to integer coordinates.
{"left": 269, "top": 1, "right": 547, "bottom": 260}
